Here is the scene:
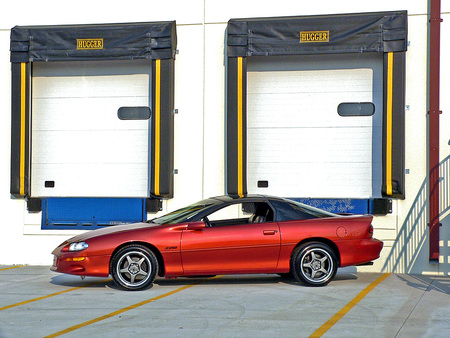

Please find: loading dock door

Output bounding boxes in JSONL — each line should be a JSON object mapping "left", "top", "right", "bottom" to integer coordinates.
{"left": 247, "top": 54, "right": 383, "bottom": 198}
{"left": 31, "top": 59, "right": 151, "bottom": 198}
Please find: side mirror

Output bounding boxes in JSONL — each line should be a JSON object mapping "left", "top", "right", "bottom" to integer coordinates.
{"left": 187, "top": 222, "right": 206, "bottom": 230}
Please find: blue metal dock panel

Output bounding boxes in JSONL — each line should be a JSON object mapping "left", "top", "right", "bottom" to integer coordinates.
{"left": 293, "top": 198, "right": 370, "bottom": 215}
{"left": 42, "top": 198, "right": 146, "bottom": 230}
{"left": 291, "top": 198, "right": 391, "bottom": 215}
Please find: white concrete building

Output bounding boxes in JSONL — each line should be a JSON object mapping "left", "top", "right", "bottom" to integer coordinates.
{"left": 0, "top": 0, "right": 448, "bottom": 276}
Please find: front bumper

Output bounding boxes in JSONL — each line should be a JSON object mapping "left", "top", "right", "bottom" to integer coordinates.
{"left": 51, "top": 251, "right": 111, "bottom": 277}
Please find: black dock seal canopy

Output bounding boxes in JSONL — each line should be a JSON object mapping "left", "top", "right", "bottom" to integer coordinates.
{"left": 10, "top": 21, "right": 177, "bottom": 62}
{"left": 227, "top": 11, "right": 407, "bottom": 57}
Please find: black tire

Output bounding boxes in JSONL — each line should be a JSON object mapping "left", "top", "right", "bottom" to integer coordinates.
{"left": 111, "top": 244, "right": 158, "bottom": 291}
{"left": 291, "top": 242, "right": 337, "bottom": 286}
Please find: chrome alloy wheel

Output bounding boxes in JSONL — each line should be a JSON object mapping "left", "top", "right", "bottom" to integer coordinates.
{"left": 111, "top": 245, "right": 158, "bottom": 290}
{"left": 291, "top": 242, "right": 338, "bottom": 286}
{"left": 116, "top": 251, "right": 152, "bottom": 287}
{"left": 300, "top": 248, "right": 334, "bottom": 284}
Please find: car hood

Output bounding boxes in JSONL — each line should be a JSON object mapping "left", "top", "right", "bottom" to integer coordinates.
{"left": 66, "top": 222, "right": 159, "bottom": 243}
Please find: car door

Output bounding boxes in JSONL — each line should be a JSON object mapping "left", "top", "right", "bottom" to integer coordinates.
{"left": 180, "top": 202, "right": 281, "bottom": 275}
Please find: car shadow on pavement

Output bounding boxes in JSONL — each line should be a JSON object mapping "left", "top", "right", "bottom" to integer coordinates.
{"left": 50, "top": 275, "right": 115, "bottom": 289}
{"left": 333, "top": 266, "right": 358, "bottom": 281}
{"left": 154, "top": 269, "right": 359, "bottom": 287}
{"left": 155, "top": 275, "right": 283, "bottom": 286}
{"left": 49, "top": 268, "right": 361, "bottom": 290}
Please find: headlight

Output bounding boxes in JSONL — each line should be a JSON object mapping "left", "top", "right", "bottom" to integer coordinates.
{"left": 68, "top": 242, "right": 89, "bottom": 252}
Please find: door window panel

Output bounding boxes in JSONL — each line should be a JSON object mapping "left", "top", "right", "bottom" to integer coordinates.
{"left": 206, "top": 202, "right": 274, "bottom": 226}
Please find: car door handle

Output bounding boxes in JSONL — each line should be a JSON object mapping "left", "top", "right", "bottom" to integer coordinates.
{"left": 263, "top": 230, "right": 278, "bottom": 235}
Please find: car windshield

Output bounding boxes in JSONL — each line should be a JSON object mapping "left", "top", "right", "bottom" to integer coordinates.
{"left": 148, "top": 200, "right": 216, "bottom": 225}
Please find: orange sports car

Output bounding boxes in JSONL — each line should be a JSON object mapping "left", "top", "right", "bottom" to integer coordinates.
{"left": 51, "top": 195, "right": 383, "bottom": 290}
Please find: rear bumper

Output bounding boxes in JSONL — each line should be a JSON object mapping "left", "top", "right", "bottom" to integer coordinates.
{"left": 337, "top": 238, "right": 383, "bottom": 267}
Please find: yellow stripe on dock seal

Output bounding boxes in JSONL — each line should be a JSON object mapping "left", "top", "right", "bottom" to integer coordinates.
{"left": 154, "top": 59, "right": 161, "bottom": 196}
{"left": 386, "top": 52, "right": 393, "bottom": 195}
{"left": 237, "top": 57, "right": 244, "bottom": 198}
{"left": 20, "top": 62, "right": 26, "bottom": 196}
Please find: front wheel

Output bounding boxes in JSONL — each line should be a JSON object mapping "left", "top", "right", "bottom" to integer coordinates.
{"left": 291, "top": 242, "right": 337, "bottom": 286}
{"left": 111, "top": 244, "right": 158, "bottom": 291}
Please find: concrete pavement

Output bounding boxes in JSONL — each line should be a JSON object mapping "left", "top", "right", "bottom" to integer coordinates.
{"left": 0, "top": 266, "right": 448, "bottom": 337}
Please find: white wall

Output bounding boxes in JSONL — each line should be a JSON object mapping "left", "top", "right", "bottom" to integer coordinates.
{"left": 0, "top": 1, "right": 448, "bottom": 275}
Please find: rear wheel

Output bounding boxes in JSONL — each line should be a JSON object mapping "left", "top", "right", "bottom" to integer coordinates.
{"left": 291, "top": 242, "right": 337, "bottom": 286}
{"left": 111, "top": 244, "right": 158, "bottom": 291}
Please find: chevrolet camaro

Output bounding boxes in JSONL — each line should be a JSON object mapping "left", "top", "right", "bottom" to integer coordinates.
{"left": 51, "top": 195, "right": 383, "bottom": 290}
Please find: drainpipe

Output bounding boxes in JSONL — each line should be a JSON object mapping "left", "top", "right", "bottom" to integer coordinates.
{"left": 428, "top": 0, "right": 442, "bottom": 262}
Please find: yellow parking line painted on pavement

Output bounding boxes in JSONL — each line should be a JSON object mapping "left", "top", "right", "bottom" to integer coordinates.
{"left": 309, "top": 273, "right": 391, "bottom": 338}
{"left": 45, "top": 278, "right": 216, "bottom": 338}
{"left": 0, "top": 279, "right": 111, "bottom": 312}
{"left": 0, "top": 265, "right": 26, "bottom": 272}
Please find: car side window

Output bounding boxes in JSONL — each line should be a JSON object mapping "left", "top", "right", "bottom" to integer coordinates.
{"left": 206, "top": 202, "right": 274, "bottom": 227}
{"left": 271, "top": 200, "right": 316, "bottom": 221}
{"left": 248, "top": 202, "right": 274, "bottom": 224}
{"left": 208, "top": 204, "right": 242, "bottom": 222}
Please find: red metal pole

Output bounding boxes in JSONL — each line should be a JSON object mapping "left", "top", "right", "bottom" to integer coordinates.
{"left": 428, "top": 0, "right": 442, "bottom": 261}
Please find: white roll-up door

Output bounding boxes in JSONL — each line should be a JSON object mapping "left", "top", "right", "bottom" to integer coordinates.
{"left": 247, "top": 54, "right": 383, "bottom": 198}
{"left": 31, "top": 60, "right": 151, "bottom": 197}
